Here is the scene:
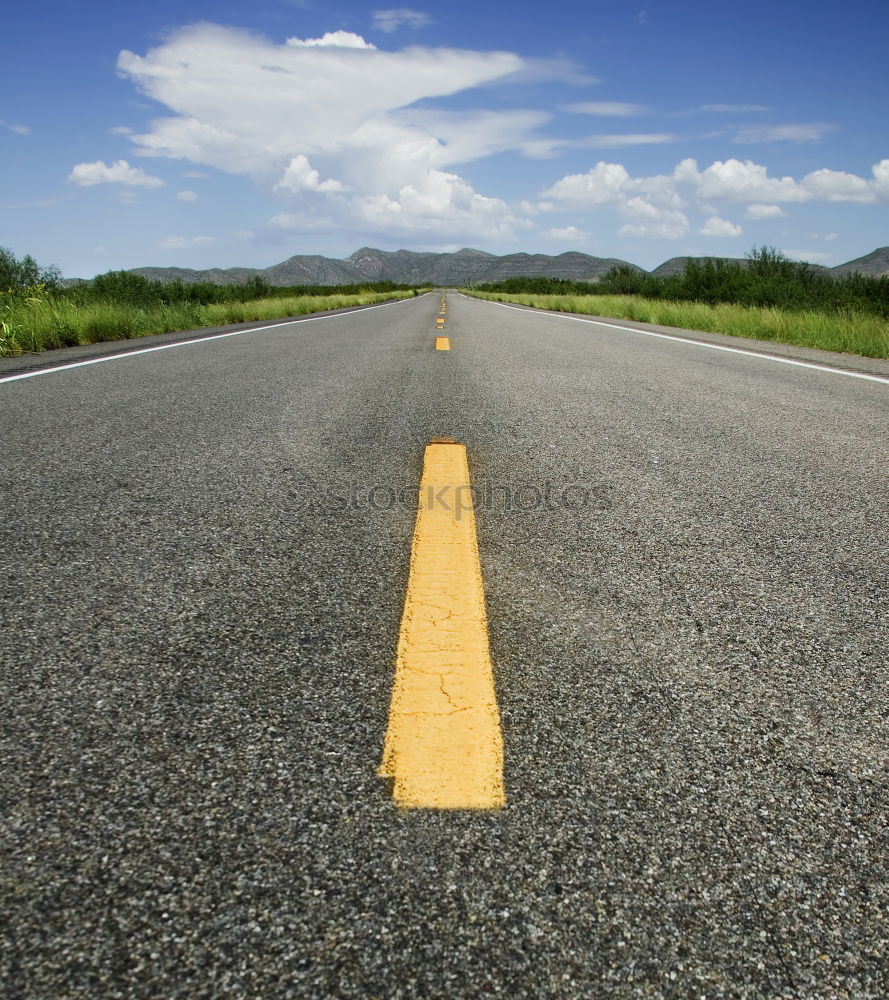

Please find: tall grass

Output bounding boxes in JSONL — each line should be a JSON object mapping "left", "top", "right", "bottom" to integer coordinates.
{"left": 0, "top": 289, "right": 418, "bottom": 357}
{"left": 466, "top": 291, "right": 889, "bottom": 359}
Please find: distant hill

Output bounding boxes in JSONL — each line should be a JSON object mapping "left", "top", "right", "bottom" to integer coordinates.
{"left": 124, "top": 247, "right": 643, "bottom": 286}
{"left": 109, "top": 246, "right": 889, "bottom": 286}
{"left": 830, "top": 247, "right": 889, "bottom": 277}
{"left": 129, "top": 266, "right": 263, "bottom": 285}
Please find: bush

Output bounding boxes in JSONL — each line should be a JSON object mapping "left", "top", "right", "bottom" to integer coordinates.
{"left": 0, "top": 247, "right": 62, "bottom": 292}
{"left": 63, "top": 272, "right": 423, "bottom": 309}
{"left": 474, "top": 247, "right": 889, "bottom": 319}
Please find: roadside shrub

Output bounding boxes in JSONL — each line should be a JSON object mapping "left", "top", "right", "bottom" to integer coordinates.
{"left": 475, "top": 247, "right": 889, "bottom": 319}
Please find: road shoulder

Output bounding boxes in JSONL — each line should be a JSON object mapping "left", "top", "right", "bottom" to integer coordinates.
{"left": 0, "top": 296, "right": 423, "bottom": 379}
{"left": 465, "top": 293, "right": 889, "bottom": 380}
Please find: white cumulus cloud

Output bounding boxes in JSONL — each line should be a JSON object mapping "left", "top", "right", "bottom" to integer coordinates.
{"left": 618, "top": 198, "right": 689, "bottom": 239}
{"left": 699, "top": 216, "right": 743, "bottom": 237}
{"left": 287, "top": 31, "right": 377, "bottom": 49}
{"left": 274, "top": 155, "right": 348, "bottom": 193}
{"left": 541, "top": 156, "right": 889, "bottom": 240}
{"left": 800, "top": 167, "right": 873, "bottom": 202}
{"left": 109, "top": 23, "right": 889, "bottom": 245}
{"left": 542, "top": 162, "right": 684, "bottom": 210}
{"left": 545, "top": 226, "right": 588, "bottom": 241}
{"left": 115, "top": 23, "right": 539, "bottom": 239}
{"left": 545, "top": 158, "right": 889, "bottom": 214}
{"left": 873, "top": 159, "right": 889, "bottom": 198}
{"left": 686, "top": 159, "right": 809, "bottom": 202}
{"left": 543, "top": 162, "right": 636, "bottom": 205}
{"left": 356, "top": 169, "right": 525, "bottom": 237}
{"left": 69, "top": 159, "right": 164, "bottom": 187}
{"left": 177, "top": 190, "right": 198, "bottom": 202}
{"left": 745, "top": 203, "right": 785, "bottom": 219}
{"left": 683, "top": 158, "right": 889, "bottom": 204}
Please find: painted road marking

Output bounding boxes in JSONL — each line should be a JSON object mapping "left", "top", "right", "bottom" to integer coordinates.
{"left": 379, "top": 441, "right": 505, "bottom": 809}
{"left": 436, "top": 337, "right": 451, "bottom": 350}
{"left": 475, "top": 297, "right": 889, "bottom": 385}
{"left": 0, "top": 295, "right": 425, "bottom": 385}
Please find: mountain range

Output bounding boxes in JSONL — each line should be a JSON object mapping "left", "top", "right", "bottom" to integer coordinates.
{"left": 121, "top": 245, "right": 889, "bottom": 286}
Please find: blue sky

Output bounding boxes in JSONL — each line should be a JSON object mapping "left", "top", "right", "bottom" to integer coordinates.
{"left": 2, "top": 0, "right": 887, "bottom": 277}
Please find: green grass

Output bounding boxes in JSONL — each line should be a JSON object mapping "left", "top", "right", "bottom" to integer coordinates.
{"left": 465, "top": 291, "right": 889, "bottom": 359}
{"left": 0, "top": 290, "right": 420, "bottom": 357}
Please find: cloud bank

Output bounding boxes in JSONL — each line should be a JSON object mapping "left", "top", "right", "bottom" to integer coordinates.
{"left": 116, "top": 24, "right": 532, "bottom": 239}
{"left": 69, "top": 159, "right": 164, "bottom": 187}
{"left": 93, "top": 23, "right": 889, "bottom": 245}
{"left": 541, "top": 157, "right": 889, "bottom": 238}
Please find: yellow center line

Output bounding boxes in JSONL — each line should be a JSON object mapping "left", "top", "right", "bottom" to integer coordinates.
{"left": 379, "top": 441, "right": 505, "bottom": 809}
{"left": 435, "top": 336, "right": 450, "bottom": 350}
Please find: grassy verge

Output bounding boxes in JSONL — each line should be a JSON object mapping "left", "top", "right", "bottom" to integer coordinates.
{"left": 0, "top": 290, "right": 422, "bottom": 357}
{"left": 465, "top": 291, "right": 889, "bottom": 360}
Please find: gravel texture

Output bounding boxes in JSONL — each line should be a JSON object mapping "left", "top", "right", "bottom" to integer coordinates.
{"left": 1, "top": 292, "right": 887, "bottom": 998}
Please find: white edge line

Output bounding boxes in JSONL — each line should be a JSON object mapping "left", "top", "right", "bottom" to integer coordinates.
{"left": 471, "top": 295, "right": 889, "bottom": 385}
{"left": 0, "top": 293, "right": 426, "bottom": 385}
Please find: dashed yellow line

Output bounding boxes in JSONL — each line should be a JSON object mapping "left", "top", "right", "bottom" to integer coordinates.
{"left": 435, "top": 294, "right": 449, "bottom": 350}
{"left": 379, "top": 441, "right": 505, "bottom": 810}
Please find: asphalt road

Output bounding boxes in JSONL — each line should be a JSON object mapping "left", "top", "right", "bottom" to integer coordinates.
{"left": 2, "top": 293, "right": 887, "bottom": 999}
